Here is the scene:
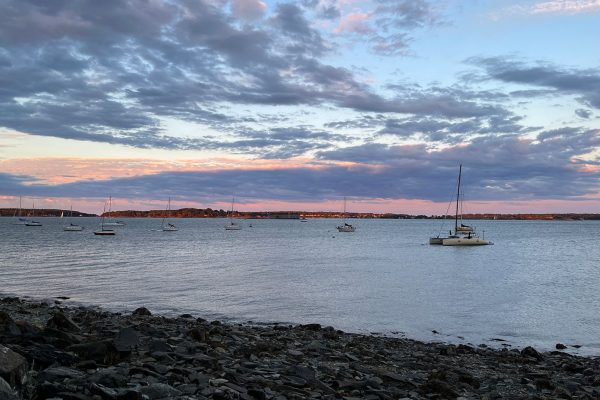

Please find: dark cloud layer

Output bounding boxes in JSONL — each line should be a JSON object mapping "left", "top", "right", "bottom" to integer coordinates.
{"left": 3, "top": 128, "right": 599, "bottom": 203}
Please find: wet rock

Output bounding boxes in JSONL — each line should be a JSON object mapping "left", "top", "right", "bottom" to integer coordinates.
{"left": 139, "top": 382, "right": 182, "bottom": 399}
{"left": 556, "top": 343, "right": 567, "bottom": 350}
{"left": 521, "top": 346, "right": 543, "bottom": 361}
{"left": 0, "top": 312, "right": 21, "bottom": 336}
{"left": 67, "top": 340, "right": 119, "bottom": 364}
{"left": 113, "top": 327, "right": 140, "bottom": 353}
{"left": 0, "top": 376, "right": 18, "bottom": 400}
{"left": 37, "top": 366, "right": 86, "bottom": 383}
{"left": 0, "top": 345, "right": 28, "bottom": 387}
{"left": 148, "top": 339, "right": 172, "bottom": 353}
{"left": 46, "top": 311, "right": 80, "bottom": 332}
{"left": 132, "top": 307, "right": 152, "bottom": 316}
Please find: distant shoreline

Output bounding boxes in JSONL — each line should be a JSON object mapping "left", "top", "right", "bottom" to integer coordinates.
{"left": 0, "top": 208, "right": 600, "bottom": 221}
{"left": 1, "top": 208, "right": 600, "bottom": 220}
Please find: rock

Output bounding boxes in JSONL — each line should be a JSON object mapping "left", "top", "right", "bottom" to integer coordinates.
{"left": 556, "top": 343, "right": 567, "bottom": 350}
{"left": 148, "top": 340, "right": 172, "bottom": 353}
{"left": 37, "top": 366, "right": 85, "bottom": 383}
{"left": 89, "top": 383, "right": 118, "bottom": 400}
{"left": 132, "top": 307, "right": 152, "bottom": 316}
{"left": 139, "top": 383, "right": 182, "bottom": 399}
{"left": 286, "top": 365, "right": 316, "bottom": 383}
{"left": 89, "top": 368, "right": 129, "bottom": 388}
{"left": 300, "top": 323, "right": 321, "bottom": 331}
{"left": 0, "top": 376, "right": 18, "bottom": 400}
{"left": 188, "top": 327, "right": 206, "bottom": 342}
{"left": 67, "top": 340, "right": 119, "bottom": 364}
{"left": 0, "top": 345, "right": 28, "bottom": 387}
{"left": 46, "top": 311, "right": 80, "bottom": 332}
{"left": 521, "top": 346, "right": 543, "bottom": 361}
{"left": 0, "top": 312, "right": 21, "bottom": 336}
{"left": 179, "top": 314, "right": 194, "bottom": 319}
{"left": 113, "top": 327, "right": 140, "bottom": 353}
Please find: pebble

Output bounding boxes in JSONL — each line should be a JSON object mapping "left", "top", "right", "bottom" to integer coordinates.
{"left": 1, "top": 297, "right": 599, "bottom": 400}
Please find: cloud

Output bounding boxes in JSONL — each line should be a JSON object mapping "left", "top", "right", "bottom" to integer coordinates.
{"left": 231, "top": 0, "right": 267, "bottom": 21}
{"left": 2, "top": 128, "right": 599, "bottom": 203}
{"left": 575, "top": 109, "right": 592, "bottom": 119}
{"left": 334, "top": 13, "right": 372, "bottom": 34}
{"left": 530, "top": 0, "right": 600, "bottom": 15}
{"left": 469, "top": 56, "right": 600, "bottom": 109}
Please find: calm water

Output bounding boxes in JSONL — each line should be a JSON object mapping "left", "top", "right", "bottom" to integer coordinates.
{"left": 2, "top": 217, "right": 600, "bottom": 355}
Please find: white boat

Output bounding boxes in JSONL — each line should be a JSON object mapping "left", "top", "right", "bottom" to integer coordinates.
{"left": 12, "top": 197, "right": 29, "bottom": 225}
{"left": 102, "top": 196, "right": 126, "bottom": 226}
{"left": 429, "top": 165, "right": 490, "bottom": 246}
{"left": 225, "top": 197, "right": 241, "bottom": 230}
{"left": 336, "top": 197, "right": 355, "bottom": 232}
{"left": 63, "top": 206, "right": 84, "bottom": 231}
{"left": 94, "top": 201, "right": 115, "bottom": 236}
{"left": 161, "top": 198, "right": 178, "bottom": 232}
{"left": 25, "top": 200, "right": 42, "bottom": 226}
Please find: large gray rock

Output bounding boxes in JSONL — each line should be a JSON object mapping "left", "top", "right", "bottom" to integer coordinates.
{"left": 37, "top": 366, "right": 84, "bottom": 383}
{"left": 0, "top": 345, "right": 27, "bottom": 387}
{"left": 0, "top": 312, "right": 20, "bottom": 336}
{"left": 46, "top": 312, "right": 80, "bottom": 333}
{"left": 0, "top": 376, "right": 18, "bottom": 400}
{"left": 67, "top": 340, "right": 119, "bottom": 364}
{"left": 113, "top": 327, "right": 140, "bottom": 353}
{"left": 140, "top": 383, "right": 182, "bottom": 399}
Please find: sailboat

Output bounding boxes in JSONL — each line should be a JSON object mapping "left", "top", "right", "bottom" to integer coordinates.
{"left": 429, "top": 165, "right": 490, "bottom": 246}
{"left": 12, "top": 196, "right": 30, "bottom": 225}
{"left": 94, "top": 201, "right": 115, "bottom": 236}
{"left": 161, "top": 198, "right": 178, "bottom": 232}
{"left": 25, "top": 200, "right": 42, "bottom": 226}
{"left": 336, "top": 197, "right": 355, "bottom": 232}
{"left": 225, "top": 197, "right": 241, "bottom": 230}
{"left": 102, "top": 196, "right": 126, "bottom": 226}
{"left": 63, "top": 205, "right": 84, "bottom": 231}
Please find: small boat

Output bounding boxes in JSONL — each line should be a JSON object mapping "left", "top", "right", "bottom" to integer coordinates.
{"left": 161, "top": 198, "right": 178, "bottom": 232}
{"left": 12, "top": 197, "right": 30, "bottom": 225}
{"left": 102, "top": 196, "right": 126, "bottom": 226}
{"left": 63, "top": 206, "right": 84, "bottom": 231}
{"left": 94, "top": 201, "right": 115, "bottom": 236}
{"left": 25, "top": 201, "right": 42, "bottom": 226}
{"left": 336, "top": 197, "right": 355, "bottom": 232}
{"left": 300, "top": 218, "right": 308, "bottom": 222}
{"left": 225, "top": 197, "right": 242, "bottom": 230}
{"left": 429, "top": 165, "right": 490, "bottom": 246}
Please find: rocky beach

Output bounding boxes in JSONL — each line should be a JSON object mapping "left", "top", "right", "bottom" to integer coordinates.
{"left": 1, "top": 296, "right": 599, "bottom": 400}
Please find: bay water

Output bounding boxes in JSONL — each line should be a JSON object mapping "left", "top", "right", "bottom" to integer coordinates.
{"left": 2, "top": 217, "right": 599, "bottom": 355}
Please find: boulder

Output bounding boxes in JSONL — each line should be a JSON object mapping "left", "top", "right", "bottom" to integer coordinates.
{"left": 37, "top": 366, "right": 84, "bottom": 383}
{"left": 0, "top": 312, "right": 20, "bottom": 336}
{"left": 521, "top": 346, "right": 543, "bottom": 361}
{"left": 139, "top": 383, "right": 182, "bottom": 399}
{"left": 113, "top": 327, "right": 140, "bottom": 353}
{"left": 46, "top": 312, "right": 80, "bottom": 333}
{"left": 0, "top": 345, "right": 27, "bottom": 387}
{"left": 132, "top": 307, "right": 152, "bottom": 316}
{"left": 0, "top": 376, "right": 18, "bottom": 400}
{"left": 67, "top": 340, "right": 119, "bottom": 364}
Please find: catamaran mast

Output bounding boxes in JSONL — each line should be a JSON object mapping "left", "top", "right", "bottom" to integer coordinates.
{"left": 455, "top": 164, "right": 462, "bottom": 233}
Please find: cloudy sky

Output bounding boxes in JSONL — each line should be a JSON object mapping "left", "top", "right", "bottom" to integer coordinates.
{"left": 1, "top": 0, "right": 599, "bottom": 213}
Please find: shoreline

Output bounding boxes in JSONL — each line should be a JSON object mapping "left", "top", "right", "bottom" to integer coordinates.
{"left": 1, "top": 297, "right": 599, "bottom": 399}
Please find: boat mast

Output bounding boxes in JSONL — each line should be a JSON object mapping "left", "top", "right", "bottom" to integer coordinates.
{"left": 455, "top": 164, "right": 462, "bottom": 233}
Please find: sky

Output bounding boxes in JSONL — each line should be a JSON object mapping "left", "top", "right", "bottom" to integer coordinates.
{"left": 1, "top": 0, "right": 599, "bottom": 214}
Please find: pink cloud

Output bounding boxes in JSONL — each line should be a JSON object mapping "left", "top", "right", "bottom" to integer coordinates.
{"left": 334, "top": 12, "right": 373, "bottom": 34}
{"left": 231, "top": 0, "right": 267, "bottom": 21}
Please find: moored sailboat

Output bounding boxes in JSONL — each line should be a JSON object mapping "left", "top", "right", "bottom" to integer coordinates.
{"left": 63, "top": 205, "right": 84, "bottom": 231}
{"left": 429, "top": 165, "right": 491, "bottom": 246}
{"left": 161, "top": 197, "right": 178, "bottom": 232}
{"left": 94, "top": 201, "right": 115, "bottom": 236}
{"left": 12, "top": 196, "right": 30, "bottom": 225}
{"left": 25, "top": 201, "right": 42, "bottom": 226}
{"left": 336, "top": 197, "right": 355, "bottom": 232}
{"left": 225, "top": 197, "right": 241, "bottom": 230}
{"left": 102, "top": 196, "right": 126, "bottom": 226}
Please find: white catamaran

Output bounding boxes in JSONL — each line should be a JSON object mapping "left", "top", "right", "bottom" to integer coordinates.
{"left": 429, "top": 164, "right": 491, "bottom": 246}
{"left": 336, "top": 197, "right": 355, "bottom": 232}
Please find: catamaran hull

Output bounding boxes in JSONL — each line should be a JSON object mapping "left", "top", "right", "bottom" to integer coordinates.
{"left": 64, "top": 226, "right": 84, "bottom": 231}
{"left": 337, "top": 226, "right": 355, "bottom": 232}
{"left": 442, "top": 237, "right": 490, "bottom": 246}
{"left": 429, "top": 237, "right": 444, "bottom": 245}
